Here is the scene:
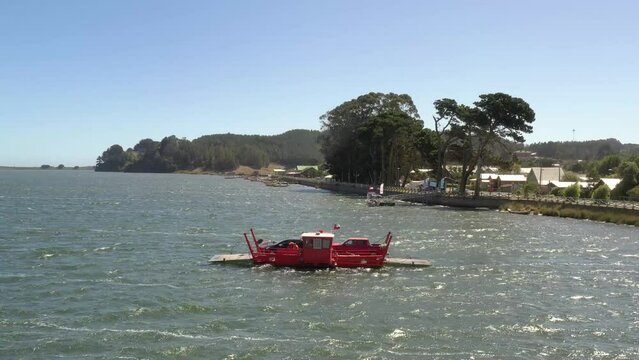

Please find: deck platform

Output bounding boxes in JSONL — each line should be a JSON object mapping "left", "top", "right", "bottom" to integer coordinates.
{"left": 385, "top": 257, "right": 432, "bottom": 267}
{"left": 209, "top": 254, "right": 431, "bottom": 267}
{"left": 209, "top": 253, "right": 252, "bottom": 264}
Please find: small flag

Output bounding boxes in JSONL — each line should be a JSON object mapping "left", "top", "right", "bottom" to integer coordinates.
{"left": 333, "top": 224, "right": 341, "bottom": 230}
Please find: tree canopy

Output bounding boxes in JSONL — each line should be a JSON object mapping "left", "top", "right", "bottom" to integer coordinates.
{"left": 319, "top": 92, "right": 423, "bottom": 184}
{"left": 430, "top": 93, "right": 535, "bottom": 195}
{"left": 95, "top": 130, "right": 322, "bottom": 172}
{"left": 525, "top": 139, "right": 639, "bottom": 160}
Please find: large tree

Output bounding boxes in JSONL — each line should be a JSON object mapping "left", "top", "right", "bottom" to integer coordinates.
{"left": 356, "top": 112, "right": 424, "bottom": 185}
{"left": 430, "top": 98, "right": 465, "bottom": 181}
{"left": 96, "top": 144, "right": 127, "bottom": 171}
{"left": 320, "top": 92, "right": 420, "bottom": 183}
{"left": 432, "top": 93, "right": 535, "bottom": 195}
{"left": 611, "top": 160, "right": 639, "bottom": 198}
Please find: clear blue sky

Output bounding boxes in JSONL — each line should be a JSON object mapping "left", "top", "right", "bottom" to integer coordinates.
{"left": 1, "top": 0, "right": 637, "bottom": 166}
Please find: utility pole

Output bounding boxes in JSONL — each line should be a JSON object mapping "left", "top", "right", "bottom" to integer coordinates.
{"left": 572, "top": 129, "right": 575, "bottom": 141}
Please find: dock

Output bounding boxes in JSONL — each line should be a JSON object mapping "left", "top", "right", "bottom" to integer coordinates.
{"left": 209, "top": 254, "right": 431, "bottom": 267}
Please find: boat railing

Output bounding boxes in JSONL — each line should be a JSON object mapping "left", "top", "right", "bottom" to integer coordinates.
{"left": 243, "top": 232, "right": 256, "bottom": 258}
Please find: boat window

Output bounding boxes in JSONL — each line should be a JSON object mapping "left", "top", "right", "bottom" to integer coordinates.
{"left": 313, "top": 238, "right": 322, "bottom": 249}
{"left": 322, "top": 239, "right": 331, "bottom": 249}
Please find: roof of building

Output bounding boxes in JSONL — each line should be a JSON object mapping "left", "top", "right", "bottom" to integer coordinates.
{"left": 296, "top": 165, "right": 319, "bottom": 171}
{"left": 528, "top": 167, "right": 565, "bottom": 183}
{"left": 497, "top": 174, "right": 527, "bottom": 182}
{"left": 479, "top": 173, "right": 499, "bottom": 180}
{"left": 549, "top": 181, "right": 591, "bottom": 189}
{"left": 599, "top": 178, "right": 621, "bottom": 189}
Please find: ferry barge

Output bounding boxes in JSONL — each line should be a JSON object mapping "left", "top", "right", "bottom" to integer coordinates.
{"left": 209, "top": 229, "right": 432, "bottom": 268}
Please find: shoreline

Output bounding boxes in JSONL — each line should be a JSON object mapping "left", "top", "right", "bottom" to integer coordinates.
{"left": 283, "top": 176, "right": 639, "bottom": 227}
{"left": 0, "top": 166, "right": 94, "bottom": 171}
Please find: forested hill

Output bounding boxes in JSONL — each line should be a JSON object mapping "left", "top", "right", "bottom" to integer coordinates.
{"left": 95, "top": 129, "right": 323, "bottom": 173}
{"left": 525, "top": 138, "right": 639, "bottom": 160}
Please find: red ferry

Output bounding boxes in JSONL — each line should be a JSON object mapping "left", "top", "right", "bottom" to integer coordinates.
{"left": 243, "top": 229, "right": 393, "bottom": 269}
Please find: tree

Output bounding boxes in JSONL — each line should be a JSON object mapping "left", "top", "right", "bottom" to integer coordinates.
{"left": 591, "top": 184, "right": 611, "bottom": 201}
{"left": 356, "top": 112, "right": 424, "bottom": 185}
{"left": 57, "top": 164, "right": 64, "bottom": 169}
{"left": 522, "top": 182, "right": 538, "bottom": 198}
{"left": 611, "top": 161, "right": 639, "bottom": 198}
{"left": 430, "top": 98, "right": 462, "bottom": 181}
{"left": 415, "top": 128, "right": 439, "bottom": 172}
{"left": 236, "top": 144, "right": 269, "bottom": 169}
{"left": 133, "top": 138, "right": 159, "bottom": 155}
{"left": 597, "top": 155, "right": 622, "bottom": 176}
{"left": 213, "top": 146, "right": 238, "bottom": 171}
{"left": 527, "top": 138, "right": 623, "bottom": 160}
{"left": 320, "top": 92, "right": 420, "bottom": 183}
{"left": 562, "top": 171, "right": 580, "bottom": 182}
{"left": 40, "top": 164, "right": 51, "bottom": 169}
{"left": 564, "top": 183, "right": 581, "bottom": 199}
{"left": 159, "top": 135, "right": 199, "bottom": 170}
{"left": 431, "top": 93, "right": 535, "bottom": 195}
{"left": 96, "top": 145, "right": 126, "bottom": 171}
{"left": 93, "top": 130, "right": 323, "bottom": 173}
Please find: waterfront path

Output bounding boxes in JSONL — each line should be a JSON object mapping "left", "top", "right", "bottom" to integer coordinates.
{"left": 282, "top": 176, "right": 639, "bottom": 213}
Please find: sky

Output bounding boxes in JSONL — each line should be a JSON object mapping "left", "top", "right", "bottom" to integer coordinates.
{"left": 1, "top": 0, "right": 638, "bottom": 166}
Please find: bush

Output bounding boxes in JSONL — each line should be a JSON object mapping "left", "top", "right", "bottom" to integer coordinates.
{"left": 628, "top": 185, "right": 639, "bottom": 201}
{"left": 550, "top": 187, "right": 564, "bottom": 196}
{"left": 591, "top": 184, "right": 611, "bottom": 201}
{"left": 522, "top": 182, "right": 538, "bottom": 198}
{"left": 564, "top": 183, "right": 581, "bottom": 199}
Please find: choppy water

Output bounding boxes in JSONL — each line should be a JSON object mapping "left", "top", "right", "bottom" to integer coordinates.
{"left": 0, "top": 170, "right": 637, "bottom": 359}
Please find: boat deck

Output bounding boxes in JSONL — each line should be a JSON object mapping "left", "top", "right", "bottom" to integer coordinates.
{"left": 209, "top": 254, "right": 431, "bottom": 267}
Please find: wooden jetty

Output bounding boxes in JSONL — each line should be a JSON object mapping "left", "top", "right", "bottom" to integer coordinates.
{"left": 209, "top": 254, "right": 431, "bottom": 268}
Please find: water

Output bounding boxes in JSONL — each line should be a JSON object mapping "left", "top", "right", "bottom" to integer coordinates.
{"left": 1, "top": 170, "right": 637, "bottom": 359}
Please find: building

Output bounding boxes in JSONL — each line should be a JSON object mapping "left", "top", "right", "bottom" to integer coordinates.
{"left": 296, "top": 165, "right": 319, "bottom": 172}
{"left": 526, "top": 167, "right": 565, "bottom": 186}
{"left": 469, "top": 173, "right": 499, "bottom": 191}
{"left": 513, "top": 151, "right": 536, "bottom": 159}
{"left": 493, "top": 174, "right": 528, "bottom": 192}
{"left": 597, "top": 178, "right": 622, "bottom": 191}
{"left": 470, "top": 173, "right": 527, "bottom": 192}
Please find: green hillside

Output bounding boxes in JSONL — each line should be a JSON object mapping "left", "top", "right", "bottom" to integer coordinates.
{"left": 95, "top": 129, "right": 323, "bottom": 173}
